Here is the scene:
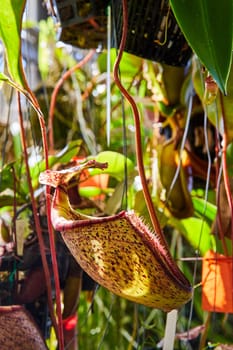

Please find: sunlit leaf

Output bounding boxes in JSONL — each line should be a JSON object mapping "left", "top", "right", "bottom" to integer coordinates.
{"left": 38, "top": 17, "right": 56, "bottom": 81}
{"left": 79, "top": 186, "right": 102, "bottom": 198}
{"left": 170, "top": 0, "right": 233, "bottom": 93}
{"left": 171, "top": 217, "right": 212, "bottom": 255}
{"left": 192, "top": 197, "right": 217, "bottom": 222}
{"left": 0, "top": 0, "right": 26, "bottom": 87}
{"left": 90, "top": 151, "right": 134, "bottom": 181}
{"left": 98, "top": 49, "right": 142, "bottom": 83}
{"left": 0, "top": 73, "right": 9, "bottom": 82}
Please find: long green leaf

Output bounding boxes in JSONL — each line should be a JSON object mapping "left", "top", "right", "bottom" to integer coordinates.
{"left": 170, "top": 217, "right": 212, "bottom": 255}
{"left": 170, "top": 0, "right": 233, "bottom": 94}
{"left": 90, "top": 151, "right": 135, "bottom": 181}
{"left": 0, "top": 0, "right": 26, "bottom": 87}
{"left": 192, "top": 197, "right": 217, "bottom": 222}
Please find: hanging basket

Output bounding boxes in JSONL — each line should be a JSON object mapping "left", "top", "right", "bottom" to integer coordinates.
{"left": 202, "top": 250, "right": 233, "bottom": 313}
{"left": 111, "top": 0, "right": 192, "bottom": 66}
{"left": 52, "top": 0, "right": 109, "bottom": 48}
{"left": 51, "top": 0, "right": 191, "bottom": 65}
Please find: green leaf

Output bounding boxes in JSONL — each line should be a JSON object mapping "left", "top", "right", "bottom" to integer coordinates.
{"left": 0, "top": 162, "right": 29, "bottom": 202}
{"left": 30, "top": 140, "right": 82, "bottom": 188}
{"left": 90, "top": 151, "right": 134, "bottom": 181}
{"left": 170, "top": 217, "right": 212, "bottom": 255}
{"left": 192, "top": 196, "right": 217, "bottom": 222}
{"left": 38, "top": 17, "right": 56, "bottom": 81}
{"left": 0, "top": 163, "right": 15, "bottom": 193}
{"left": 48, "top": 140, "right": 83, "bottom": 167}
{"left": 182, "top": 217, "right": 212, "bottom": 255}
{"left": 0, "top": 72, "right": 10, "bottom": 82}
{"left": 170, "top": 0, "right": 233, "bottom": 93}
{"left": 227, "top": 142, "right": 233, "bottom": 176}
{"left": 98, "top": 49, "right": 142, "bottom": 83}
{"left": 0, "top": 194, "right": 25, "bottom": 207}
{"left": 79, "top": 186, "right": 102, "bottom": 198}
{"left": 0, "top": 0, "right": 26, "bottom": 87}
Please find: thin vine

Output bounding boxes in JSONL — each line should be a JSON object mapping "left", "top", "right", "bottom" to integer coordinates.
{"left": 220, "top": 92, "right": 233, "bottom": 248}
{"left": 16, "top": 91, "right": 63, "bottom": 347}
{"left": 113, "top": 0, "right": 191, "bottom": 288}
{"left": 113, "top": 0, "right": 166, "bottom": 248}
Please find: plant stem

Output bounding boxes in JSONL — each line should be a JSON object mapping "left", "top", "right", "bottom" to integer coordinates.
{"left": 35, "top": 112, "right": 65, "bottom": 350}
{"left": 219, "top": 92, "right": 233, "bottom": 251}
{"left": 17, "top": 92, "right": 61, "bottom": 344}
{"left": 112, "top": 0, "right": 167, "bottom": 249}
{"left": 198, "top": 311, "right": 211, "bottom": 350}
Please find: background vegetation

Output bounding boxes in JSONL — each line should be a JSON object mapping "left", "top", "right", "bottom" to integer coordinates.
{"left": 0, "top": 1, "right": 233, "bottom": 349}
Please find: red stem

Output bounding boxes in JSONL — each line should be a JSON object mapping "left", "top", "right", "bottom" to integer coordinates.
{"left": 219, "top": 92, "right": 233, "bottom": 251}
{"left": 113, "top": 0, "right": 168, "bottom": 249}
{"left": 11, "top": 166, "right": 17, "bottom": 247}
{"left": 36, "top": 119, "right": 65, "bottom": 349}
{"left": 219, "top": 92, "right": 233, "bottom": 310}
{"left": 17, "top": 92, "right": 64, "bottom": 349}
{"left": 216, "top": 184, "right": 229, "bottom": 256}
{"left": 214, "top": 126, "right": 228, "bottom": 255}
{"left": 17, "top": 17, "right": 65, "bottom": 345}
{"left": 11, "top": 166, "right": 19, "bottom": 284}
{"left": 48, "top": 49, "right": 96, "bottom": 151}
